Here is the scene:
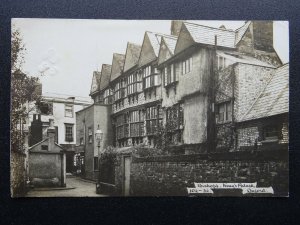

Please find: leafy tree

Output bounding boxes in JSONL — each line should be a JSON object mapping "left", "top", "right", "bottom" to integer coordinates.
{"left": 11, "top": 26, "right": 42, "bottom": 152}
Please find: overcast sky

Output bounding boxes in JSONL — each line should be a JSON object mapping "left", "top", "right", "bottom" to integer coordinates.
{"left": 13, "top": 19, "right": 289, "bottom": 98}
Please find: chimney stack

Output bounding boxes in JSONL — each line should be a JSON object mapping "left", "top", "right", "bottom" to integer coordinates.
{"left": 171, "top": 20, "right": 184, "bottom": 36}
{"left": 47, "top": 119, "right": 56, "bottom": 151}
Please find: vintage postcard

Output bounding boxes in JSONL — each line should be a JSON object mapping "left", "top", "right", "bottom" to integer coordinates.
{"left": 11, "top": 19, "right": 289, "bottom": 197}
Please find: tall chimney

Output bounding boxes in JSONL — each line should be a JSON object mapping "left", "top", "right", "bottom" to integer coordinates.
{"left": 252, "top": 21, "right": 274, "bottom": 52}
{"left": 171, "top": 20, "right": 184, "bottom": 36}
{"left": 47, "top": 119, "right": 56, "bottom": 151}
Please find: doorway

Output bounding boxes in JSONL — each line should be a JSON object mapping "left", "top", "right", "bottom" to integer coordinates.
{"left": 124, "top": 156, "right": 131, "bottom": 196}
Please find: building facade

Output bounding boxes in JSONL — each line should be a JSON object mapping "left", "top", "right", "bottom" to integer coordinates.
{"left": 83, "top": 20, "right": 288, "bottom": 158}
{"left": 29, "top": 93, "right": 92, "bottom": 173}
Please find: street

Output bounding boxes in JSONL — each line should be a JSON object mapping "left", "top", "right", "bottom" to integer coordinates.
{"left": 26, "top": 176, "right": 107, "bottom": 197}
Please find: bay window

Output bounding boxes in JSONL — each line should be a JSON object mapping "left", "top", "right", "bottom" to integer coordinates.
{"left": 146, "top": 106, "right": 162, "bottom": 135}
{"left": 129, "top": 110, "right": 144, "bottom": 137}
{"left": 114, "top": 78, "right": 127, "bottom": 101}
{"left": 143, "top": 65, "right": 160, "bottom": 89}
{"left": 128, "top": 72, "right": 142, "bottom": 95}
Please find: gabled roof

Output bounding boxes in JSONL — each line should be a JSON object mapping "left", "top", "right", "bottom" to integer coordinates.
{"left": 235, "top": 21, "right": 251, "bottom": 45}
{"left": 139, "top": 32, "right": 177, "bottom": 67}
{"left": 110, "top": 53, "right": 125, "bottom": 82}
{"left": 242, "top": 64, "right": 289, "bottom": 121}
{"left": 182, "top": 21, "right": 236, "bottom": 48}
{"left": 90, "top": 71, "right": 101, "bottom": 95}
{"left": 99, "top": 64, "right": 112, "bottom": 91}
{"left": 158, "top": 36, "right": 178, "bottom": 65}
{"left": 174, "top": 21, "right": 257, "bottom": 55}
{"left": 162, "top": 36, "right": 177, "bottom": 54}
{"left": 145, "top": 32, "right": 161, "bottom": 57}
{"left": 123, "top": 42, "right": 142, "bottom": 72}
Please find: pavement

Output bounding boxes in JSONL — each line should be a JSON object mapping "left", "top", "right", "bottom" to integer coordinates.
{"left": 26, "top": 176, "right": 108, "bottom": 197}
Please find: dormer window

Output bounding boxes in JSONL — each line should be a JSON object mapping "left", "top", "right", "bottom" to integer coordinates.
{"left": 143, "top": 66, "right": 159, "bottom": 90}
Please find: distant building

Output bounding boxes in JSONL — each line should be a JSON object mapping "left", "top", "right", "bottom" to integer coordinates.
{"left": 29, "top": 93, "right": 92, "bottom": 173}
{"left": 28, "top": 119, "right": 66, "bottom": 187}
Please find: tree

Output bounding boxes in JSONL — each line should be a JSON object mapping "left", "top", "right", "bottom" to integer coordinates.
{"left": 11, "top": 26, "right": 42, "bottom": 152}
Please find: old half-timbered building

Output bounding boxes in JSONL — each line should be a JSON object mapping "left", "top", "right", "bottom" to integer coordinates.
{"left": 82, "top": 20, "right": 288, "bottom": 162}
{"left": 157, "top": 21, "right": 285, "bottom": 154}
{"left": 111, "top": 43, "right": 142, "bottom": 147}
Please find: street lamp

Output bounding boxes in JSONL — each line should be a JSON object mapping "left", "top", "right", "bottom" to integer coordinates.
{"left": 95, "top": 124, "right": 103, "bottom": 170}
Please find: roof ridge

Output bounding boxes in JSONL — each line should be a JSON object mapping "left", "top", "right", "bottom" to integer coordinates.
{"left": 28, "top": 138, "right": 49, "bottom": 150}
{"left": 145, "top": 30, "right": 175, "bottom": 37}
{"left": 183, "top": 21, "right": 235, "bottom": 32}
{"left": 235, "top": 21, "right": 250, "bottom": 32}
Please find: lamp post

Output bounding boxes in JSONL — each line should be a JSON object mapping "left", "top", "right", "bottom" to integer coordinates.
{"left": 95, "top": 125, "right": 103, "bottom": 179}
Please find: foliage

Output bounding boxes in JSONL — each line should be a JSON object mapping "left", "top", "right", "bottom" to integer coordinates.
{"left": 11, "top": 26, "right": 42, "bottom": 152}
{"left": 131, "top": 143, "right": 164, "bottom": 158}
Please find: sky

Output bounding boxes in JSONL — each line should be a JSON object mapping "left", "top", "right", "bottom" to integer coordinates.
{"left": 13, "top": 19, "right": 289, "bottom": 98}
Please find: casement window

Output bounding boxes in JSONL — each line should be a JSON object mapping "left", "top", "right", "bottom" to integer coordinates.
{"left": 94, "top": 157, "right": 99, "bottom": 171}
{"left": 41, "top": 145, "right": 48, "bottom": 150}
{"left": 263, "top": 125, "right": 280, "bottom": 140}
{"left": 103, "top": 88, "right": 113, "bottom": 104}
{"left": 65, "top": 104, "right": 73, "bottom": 117}
{"left": 217, "top": 56, "right": 227, "bottom": 70}
{"left": 182, "top": 57, "right": 193, "bottom": 75}
{"left": 143, "top": 66, "right": 160, "bottom": 89}
{"left": 114, "top": 78, "right": 127, "bottom": 101}
{"left": 116, "top": 113, "right": 129, "bottom": 140}
{"left": 216, "top": 101, "right": 232, "bottom": 123}
{"left": 129, "top": 110, "right": 144, "bottom": 137}
{"left": 88, "top": 127, "right": 93, "bottom": 143}
{"left": 65, "top": 123, "right": 74, "bottom": 142}
{"left": 127, "top": 72, "right": 142, "bottom": 95}
{"left": 146, "top": 106, "right": 163, "bottom": 135}
{"left": 164, "top": 64, "right": 178, "bottom": 87}
{"left": 80, "top": 137, "right": 84, "bottom": 145}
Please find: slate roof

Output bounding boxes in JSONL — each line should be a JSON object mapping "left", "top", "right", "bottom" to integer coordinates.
{"left": 217, "top": 51, "right": 276, "bottom": 68}
{"left": 110, "top": 53, "right": 125, "bottom": 82}
{"left": 99, "top": 64, "right": 112, "bottom": 91}
{"left": 180, "top": 21, "right": 254, "bottom": 50}
{"left": 123, "top": 42, "right": 142, "bottom": 72}
{"left": 146, "top": 32, "right": 177, "bottom": 56}
{"left": 162, "top": 36, "right": 178, "bottom": 55}
{"left": 242, "top": 63, "right": 289, "bottom": 121}
{"left": 91, "top": 71, "right": 101, "bottom": 93}
{"left": 183, "top": 22, "right": 236, "bottom": 48}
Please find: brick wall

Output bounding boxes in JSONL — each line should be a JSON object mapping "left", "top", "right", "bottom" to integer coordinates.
{"left": 117, "top": 152, "right": 288, "bottom": 196}
{"left": 11, "top": 150, "right": 26, "bottom": 197}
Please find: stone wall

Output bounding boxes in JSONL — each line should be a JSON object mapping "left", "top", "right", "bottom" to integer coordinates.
{"left": 29, "top": 151, "right": 65, "bottom": 187}
{"left": 11, "top": 150, "right": 26, "bottom": 197}
{"left": 120, "top": 152, "right": 288, "bottom": 196}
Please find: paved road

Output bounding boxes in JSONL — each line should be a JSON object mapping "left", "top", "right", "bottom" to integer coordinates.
{"left": 26, "top": 176, "right": 107, "bottom": 197}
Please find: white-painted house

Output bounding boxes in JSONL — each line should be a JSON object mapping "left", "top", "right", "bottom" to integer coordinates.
{"left": 28, "top": 92, "right": 92, "bottom": 172}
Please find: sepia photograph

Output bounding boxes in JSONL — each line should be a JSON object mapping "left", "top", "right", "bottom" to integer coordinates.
{"left": 10, "top": 19, "right": 289, "bottom": 197}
